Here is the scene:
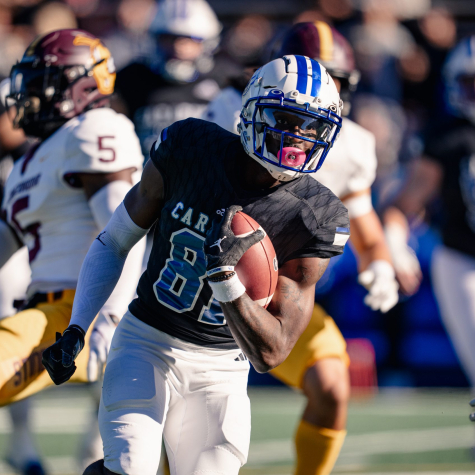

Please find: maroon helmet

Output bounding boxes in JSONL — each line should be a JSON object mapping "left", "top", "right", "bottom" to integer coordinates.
{"left": 8, "top": 29, "right": 116, "bottom": 138}
{"left": 272, "top": 22, "right": 360, "bottom": 115}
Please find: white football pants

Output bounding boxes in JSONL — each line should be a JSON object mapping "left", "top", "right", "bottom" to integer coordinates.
{"left": 431, "top": 245, "right": 475, "bottom": 387}
{"left": 99, "top": 311, "right": 251, "bottom": 475}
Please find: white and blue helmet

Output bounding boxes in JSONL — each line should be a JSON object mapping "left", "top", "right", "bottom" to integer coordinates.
{"left": 238, "top": 55, "right": 343, "bottom": 182}
{"left": 444, "top": 36, "right": 475, "bottom": 124}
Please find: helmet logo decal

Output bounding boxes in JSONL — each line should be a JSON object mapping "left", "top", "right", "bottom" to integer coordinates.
{"left": 72, "top": 36, "right": 115, "bottom": 95}
{"left": 314, "top": 21, "right": 334, "bottom": 62}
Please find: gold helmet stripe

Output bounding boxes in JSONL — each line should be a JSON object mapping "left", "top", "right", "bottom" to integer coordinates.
{"left": 314, "top": 21, "right": 334, "bottom": 63}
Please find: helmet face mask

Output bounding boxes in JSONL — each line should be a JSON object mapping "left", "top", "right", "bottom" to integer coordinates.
{"left": 239, "top": 56, "right": 342, "bottom": 182}
{"left": 7, "top": 29, "right": 116, "bottom": 139}
{"left": 251, "top": 103, "right": 338, "bottom": 174}
{"left": 444, "top": 36, "right": 475, "bottom": 124}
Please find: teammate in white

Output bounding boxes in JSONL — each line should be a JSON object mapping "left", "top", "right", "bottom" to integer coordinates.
{"left": 0, "top": 29, "right": 146, "bottom": 472}
{"left": 203, "top": 21, "right": 404, "bottom": 475}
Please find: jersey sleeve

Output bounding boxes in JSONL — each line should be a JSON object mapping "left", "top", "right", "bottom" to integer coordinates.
{"left": 285, "top": 191, "right": 350, "bottom": 262}
{"left": 340, "top": 121, "right": 377, "bottom": 196}
{"left": 63, "top": 108, "right": 144, "bottom": 175}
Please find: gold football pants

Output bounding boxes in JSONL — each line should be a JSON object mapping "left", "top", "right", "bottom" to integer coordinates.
{"left": 0, "top": 289, "right": 93, "bottom": 406}
{"left": 271, "top": 304, "right": 349, "bottom": 389}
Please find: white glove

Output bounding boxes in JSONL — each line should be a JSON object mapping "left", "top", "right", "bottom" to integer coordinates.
{"left": 358, "top": 260, "right": 399, "bottom": 313}
{"left": 87, "top": 312, "right": 118, "bottom": 382}
{"left": 384, "top": 222, "right": 422, "bottom": 295}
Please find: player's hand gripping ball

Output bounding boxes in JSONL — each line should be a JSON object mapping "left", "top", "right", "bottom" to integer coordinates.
{"left": 205, "top": 205, "right": 278, "bottom": 307}
{"left": 42, "top": 325, "right": 85, "bottom": 385}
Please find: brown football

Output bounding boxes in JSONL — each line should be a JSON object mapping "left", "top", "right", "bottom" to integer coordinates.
{"left": 232, "top": 211, "right": 279, "bottom": 308}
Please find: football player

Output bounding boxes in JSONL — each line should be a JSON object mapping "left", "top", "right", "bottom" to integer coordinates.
{"left": 385, "top": 36, "right": 475, "bottom": 390}
{"left": 203, "top": 22, "right": 406, "bottom": 475}
{"left": 0, "top": 28, "right": 146, "bottom": 469}
{"left": 43, "top": 55, "right": 350, "bottom": 475}
{"left": 113, "top": 0, "right": 222, "bottom": 156}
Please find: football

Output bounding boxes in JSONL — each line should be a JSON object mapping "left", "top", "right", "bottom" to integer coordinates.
{"left": 232, "top": 211, "right": 279, "bottom": 308}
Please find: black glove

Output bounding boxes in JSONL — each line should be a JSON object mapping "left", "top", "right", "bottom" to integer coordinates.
{"left": 205, "top": 205, "right": 264, "bottom": 278}
{"left": 42, "top": 325, "right": 85, "bottom": 385}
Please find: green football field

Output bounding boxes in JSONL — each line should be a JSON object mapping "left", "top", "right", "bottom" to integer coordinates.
{"left": 0, "top": 385, "right": 474, "bottom": 474}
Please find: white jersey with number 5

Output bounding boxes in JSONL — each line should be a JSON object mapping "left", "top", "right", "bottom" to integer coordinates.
{"left": 203, "top": 86, "right": 377, "bottom": 199}
{"left": 2, "top": 107, "right": 143, "bottom": 295}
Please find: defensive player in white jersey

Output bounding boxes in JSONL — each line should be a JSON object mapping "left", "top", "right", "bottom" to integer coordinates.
{"left": 203, "top": 22, "right": 412, "bottom": 475}
{"left": 0, "top": 29, "right": 146, "bottom": 471}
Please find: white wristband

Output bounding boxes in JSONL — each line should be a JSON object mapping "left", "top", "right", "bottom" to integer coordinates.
{"left": 208, "top": 273, "right": 246, "bottom": 303}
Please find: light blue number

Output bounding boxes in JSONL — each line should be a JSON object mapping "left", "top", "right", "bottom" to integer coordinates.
{"left": 154, "top": 228, "right": 207, "bottom": 313}
{"left": 154, "top": 228, "right": 226, "bottom": 324}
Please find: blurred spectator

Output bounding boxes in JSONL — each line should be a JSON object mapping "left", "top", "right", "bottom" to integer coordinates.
{"left": 349, "top": 0, "right": 416, "bottom": 101}
{"left": 102, "top": 0, "right": 156, "bottom": 70}
{"left": 113, "top": 0, "right": 223, "bottom": 155}
{"left": 32, "top": 2, "right": 77, "bottom": 35}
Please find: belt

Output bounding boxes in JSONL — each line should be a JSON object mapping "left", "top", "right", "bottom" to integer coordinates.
{"left": 21, "top": 290, "right": 65, "bottom": 311}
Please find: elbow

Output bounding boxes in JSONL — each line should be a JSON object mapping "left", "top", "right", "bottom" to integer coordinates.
{"left": 251, "top": 347, "right": 289, "bottom": 374}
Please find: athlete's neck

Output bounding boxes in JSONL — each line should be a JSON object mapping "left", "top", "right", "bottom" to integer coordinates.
{"left": 238, "top": 152, "right": 283, "bottom": 190}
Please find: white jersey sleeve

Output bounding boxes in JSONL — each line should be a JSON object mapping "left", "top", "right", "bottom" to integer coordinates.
{"left": 202, "top": 87, "right": 242, "bottom": 135}
{"left": 63, "top": 108, "right": 144, "bottom": 175}
{"left": 316, "top": 118, "right": 377, "bottom": 199}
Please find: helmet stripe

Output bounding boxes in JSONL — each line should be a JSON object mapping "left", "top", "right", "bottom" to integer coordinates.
{"left": 310, "top": 59, "right": 322, "bottom": 97}
{"left": 295, "top": 55, "right": 308, "bottom": 94}
{"left": 314, "top": 21, "right": 334, "bottom": 62}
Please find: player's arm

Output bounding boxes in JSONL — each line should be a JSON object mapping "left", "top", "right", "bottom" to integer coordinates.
{"left": 75, "top": 168, "right": 148, "bottom": 381}
{"left": 220, "top": 256, "right": 328, "bottom": 373}
{"left": 383, "top": 156, "right": 442, "bottom": 294}
{"left": 342, "top": 189, "right": 399, "bottom": 312}
{"left": 42, "top": 160, "right": 164, "bottom": 384}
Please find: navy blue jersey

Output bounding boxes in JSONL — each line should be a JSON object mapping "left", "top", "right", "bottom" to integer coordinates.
{"left": 129, "top": 118, "right": 349, "bottom": 348}
{"left": 423, "top": 117, "right": 475, "bottom": 258}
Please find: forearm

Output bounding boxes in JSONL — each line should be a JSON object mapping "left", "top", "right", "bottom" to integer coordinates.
{"left": 69, "top": 202, "right": 148, "bottom": 332}
{"left": 221, "top": 294, "right": 287, "bottom": 373}
{"left": 99, "top": 230, "right": 146, "bottom": 320}
{"left": 350, "top": 210, "right": 392, "bottom": 271}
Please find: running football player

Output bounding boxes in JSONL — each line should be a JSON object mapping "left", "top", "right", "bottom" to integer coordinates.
{"left": 0, "top": 28, "right": 146, "bottom": 464}
{"left": 203, "top": 22, "right": 407, "bottom": 475}
{"left": 43, "top": 55, "right": 350, "bottom": 475}
{"left": 385, "top": 35, "right": 475, "bottom": 393}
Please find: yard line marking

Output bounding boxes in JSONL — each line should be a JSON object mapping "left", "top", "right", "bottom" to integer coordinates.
{"left": 246, "top": 425, "right": 472, "bottom": 466}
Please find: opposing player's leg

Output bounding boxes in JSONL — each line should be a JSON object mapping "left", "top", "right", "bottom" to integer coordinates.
{"left": 271, "top": 305, "right": 349, "bottom": 475}
{"left": 0, "top": 290, "right": 92, "bottom": 406}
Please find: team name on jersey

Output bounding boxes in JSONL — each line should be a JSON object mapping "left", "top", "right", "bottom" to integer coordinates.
{"left": 8, "top": 173, "right": 41, "bottom": 203}
{"left": 170, "top": 201, "right": 211, "bottom": 234}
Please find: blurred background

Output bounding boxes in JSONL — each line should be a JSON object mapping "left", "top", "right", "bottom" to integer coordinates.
{"left": 1, "top": 0, "right": 475, "bottom": 473}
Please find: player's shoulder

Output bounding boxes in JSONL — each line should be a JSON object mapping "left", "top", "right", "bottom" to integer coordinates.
{"left": 160, "top": 117, "right": 239, "bottom": 153}
{"left": 66, "top": 107, "right": 135, "bottom": 138}
{"left": 289, "top": 176, "right": 348, "bottom": 223}
{"left": 61, "top": 108, "right": 143, "bottom": 174}
{"left": 342, "top": 118, "right": 374, "bottom": 144}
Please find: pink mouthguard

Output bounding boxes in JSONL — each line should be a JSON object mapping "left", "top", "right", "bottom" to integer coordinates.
{"left": 277, "top": 147, "right": 307, "bottom": 168}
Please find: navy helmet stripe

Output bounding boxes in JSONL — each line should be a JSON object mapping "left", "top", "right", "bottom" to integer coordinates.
{"left": 310, "top": 59, "right": 322, "bottom": 97}
{"left": 295, "top": 55, "right": 308, "bottom": 94}
{"left": 161, "top": 127, "right": 168, "bottom": 142}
